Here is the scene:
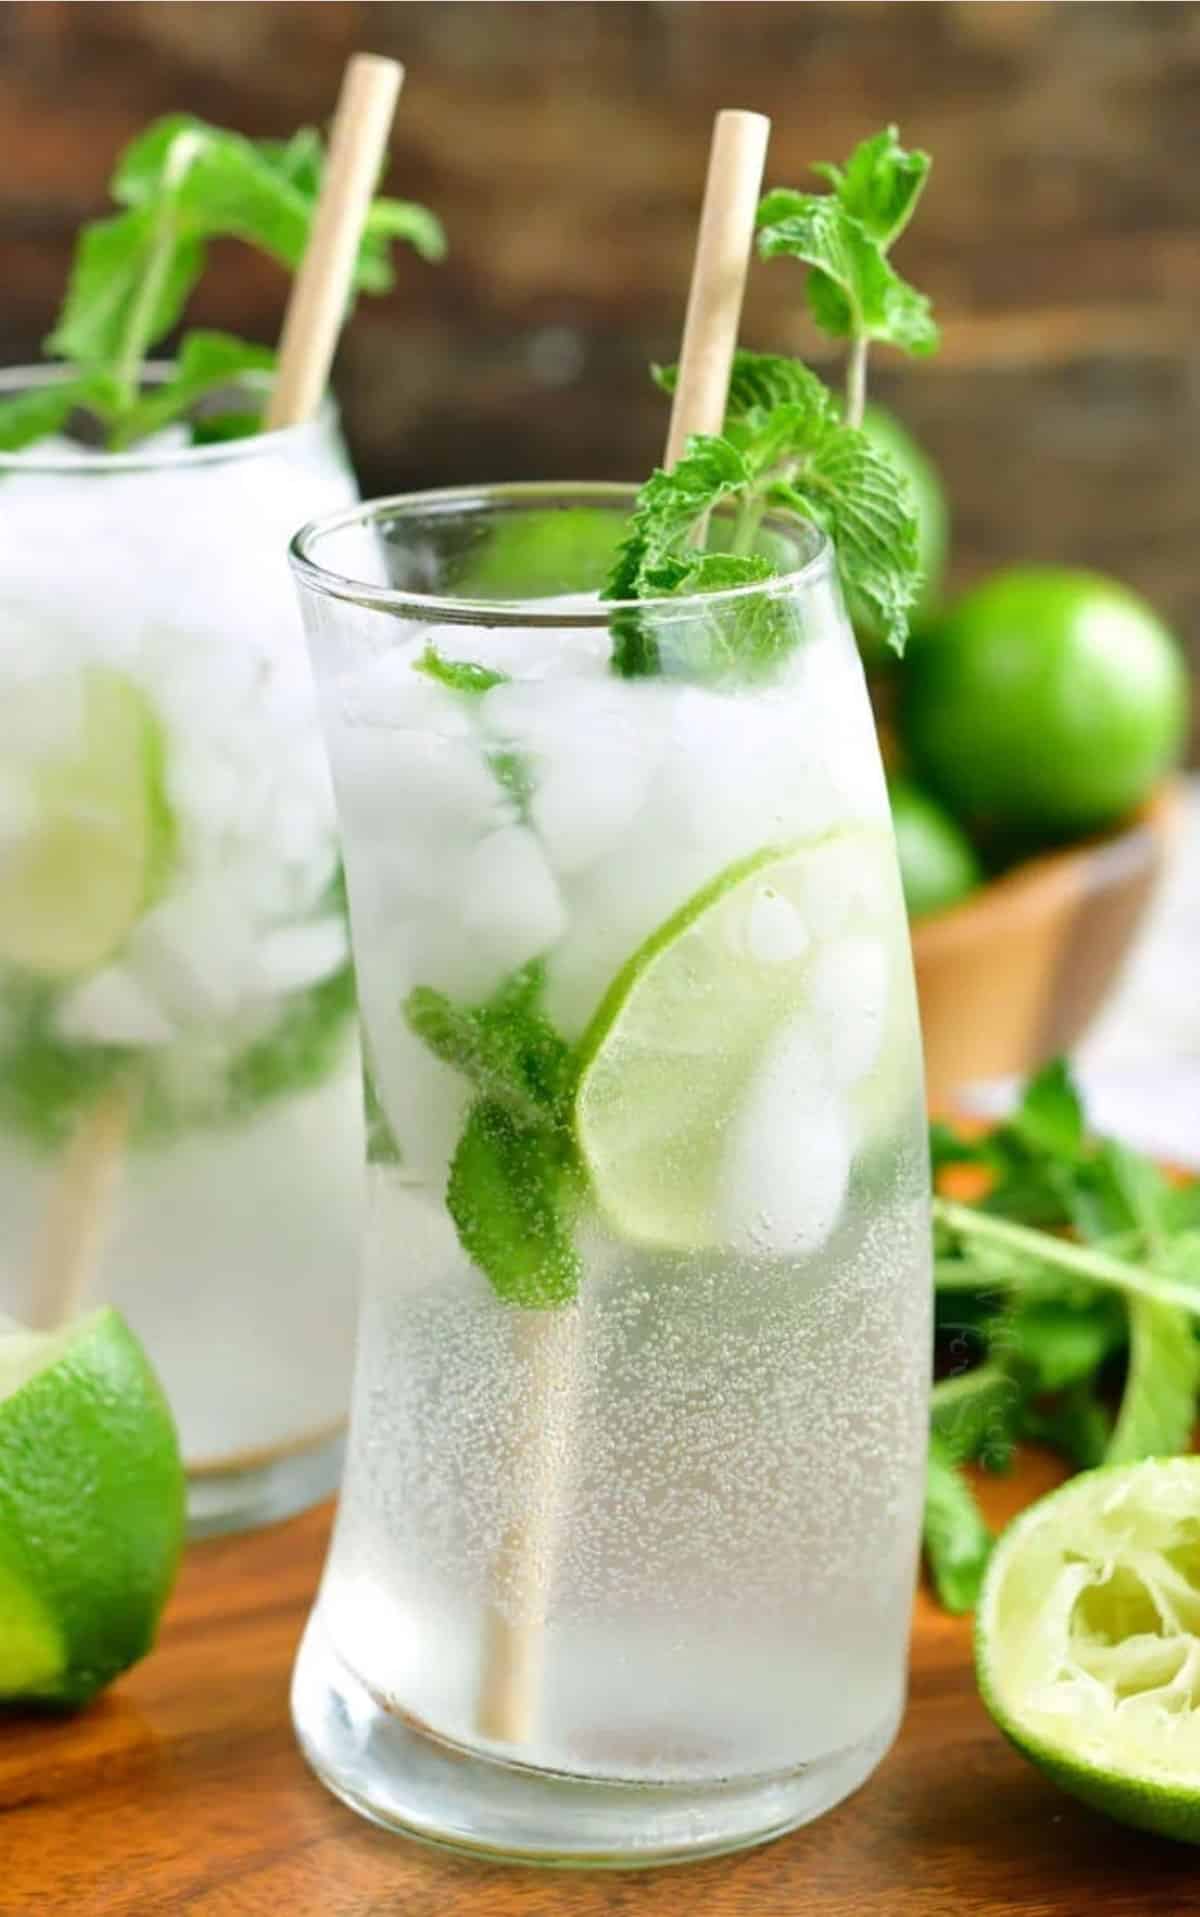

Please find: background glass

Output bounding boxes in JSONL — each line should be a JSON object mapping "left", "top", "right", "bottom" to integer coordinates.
{"left": 0, "top": 367, "right": 363, "bottom": 1533}
{"left": 289, "top": 485, "right": 932, "bottom": 1864}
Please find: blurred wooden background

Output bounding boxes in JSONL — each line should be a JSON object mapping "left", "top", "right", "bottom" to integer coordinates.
{"left": 1, "top": 1, "right": 1197, "bottom": 731}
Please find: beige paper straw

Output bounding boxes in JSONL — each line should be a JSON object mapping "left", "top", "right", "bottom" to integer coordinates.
{"left": 474, "top": 106, "right": 771, "bottom": 1750}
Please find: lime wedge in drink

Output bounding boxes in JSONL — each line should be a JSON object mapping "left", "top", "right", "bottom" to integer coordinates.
{"left": 0, "top": 668, "right": 174, "bottom": 979}
{"left": 574, "top": 834, "right": 891, "bottom": 1254}
{"left": 0, "top": 1308, "right": 185, "bottom": 1708}
{"left": 976, "top": 1458, "right": 1200, "bottom": 1843}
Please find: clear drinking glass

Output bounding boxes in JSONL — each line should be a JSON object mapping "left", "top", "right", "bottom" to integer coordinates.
{"left": 289, "top": 484, "right": 931, "bottom": 1865}
{"left": 0, "top": 366, "right": 363, "bottom": 1533}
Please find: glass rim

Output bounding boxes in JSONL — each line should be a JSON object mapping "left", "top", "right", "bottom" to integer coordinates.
{"left": 288, "top": 481, "right": 835, "bottom": 626}
{"left": 0, "top": 360, "right": 338, "bottom": 474}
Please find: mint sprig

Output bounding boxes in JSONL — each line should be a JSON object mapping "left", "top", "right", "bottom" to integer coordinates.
{"left": 2, "top": 113, "right": 444, "bottom": 454}
{"left": 927, "top": 1059, "right": 1200, "bottom": 1613}
{"left": 606, "top": 127, "right": 935, "bottom": 666}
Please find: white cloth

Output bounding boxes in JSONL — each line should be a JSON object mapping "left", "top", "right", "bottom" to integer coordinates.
{"left": 965, "top": 777, "right": 1200, "bottom": 1169}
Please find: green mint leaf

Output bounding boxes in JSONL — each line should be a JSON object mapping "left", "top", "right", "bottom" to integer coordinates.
{"left": 757, "top": 190, "right": 938, "bottom": 357}
{"left": 603, "top": 434, "right": 752, "bottom": 599}
{"left": 415, "top": 645, "right": 508, "bottom": 695}
{"left": 0, "top": 381, "right": 83, "bottom": 452}
{"left": 188, "top": 409, "right": 262, "bottom": 446}
{"left": 252, "top": 127, "right": 325, "bottom": 196}
{"left": 1106, "top": 1295, "right": 1200, "bottom": 1464}
{"left": 404, "top": 968, "right": 570, "bottom": 1128}
{"left": 1019, "top": 1385, "right": 1113, "bottom": 1471}
{"left": 924, "top": 1436, "right": 992, "bottom": 1613}
{"left": 1008, "top": 1058, "right": 1086, "bottom": 1164}
{"left": 47, "top": 207, "right": 205, "bottom": 370}
{"left": 447, "top": 1099, "right": 581, "bottom": 1308}
{"left": 812, "top": 125, "right": 931, "bottom": 249}
{"left": 933, "top": 1199, "right": 1200, "bottom": 1323}
{"left": 107, "top": 330, "right": 275, "bottom": 448}
{"left": 653, "top": 352, "right": 837, "bottom": 481}
{"left": 412, "top": 647, "right": 532, "bottom": 812}
{"left": 770, "top": 420, "right": 920, "bottom": 654}
{"left": 364, "top": 197, "right": 447, "bottom": 270}
{"left": 1005, "top": 1297, "right": 1125, "bottom": 1393}
{"left": 931, "top": 1361, "right": 1020, "bottom": 1468}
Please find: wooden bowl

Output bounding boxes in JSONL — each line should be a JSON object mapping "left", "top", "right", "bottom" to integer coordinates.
{"left": 911, "top": 781, "right": 1182, "bottom": 1104}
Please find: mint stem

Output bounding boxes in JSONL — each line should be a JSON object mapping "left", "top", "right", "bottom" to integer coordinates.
{"left": 844, "top": 334, "right": 868, "bottom": 430}
{"left": 934, "top": 1199, "right": 1200, "bottom": 1320}
{"left": 110, "top": 131, "right": 203, "bottom": 421}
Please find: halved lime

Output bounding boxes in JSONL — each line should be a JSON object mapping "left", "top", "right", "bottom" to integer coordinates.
{"left": 0, "top": 1308, "right": 185, "bottom": 1709}
{"left": 0, "top": 668, "right": 174, "bottom": 979}
{"left": 976, "top": 1458, "right": 1200, "bottom": 1843}
{"left": 574, "top": 834, "right": 895, "bottom": 1253}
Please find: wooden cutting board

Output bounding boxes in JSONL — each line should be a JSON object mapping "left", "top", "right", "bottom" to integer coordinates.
{"left": 3, "top": 1462, "right": 1197, "bottom": 1917}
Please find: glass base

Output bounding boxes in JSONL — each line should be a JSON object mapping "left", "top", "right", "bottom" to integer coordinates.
{"left": 186, "top": 1432, "right": 344, "bottom": 1538}
{"left": 291, "top": 1611, "right": 903, "bottom": 1868}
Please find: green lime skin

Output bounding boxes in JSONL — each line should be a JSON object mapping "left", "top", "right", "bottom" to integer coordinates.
{"left": 461, "top": 506, "right": 622, "bottom": 598}
{"left": 902, "top": 568, "right": 1188, "bottom": 843}
{"left": 888, "top": 777, "right": 982, "bottom": 918}
{"left": 856, "top": 404, "right": 949, "bottom": 661}
{"left": 0, "top": 1309, "right": 185, "bottom": 1711}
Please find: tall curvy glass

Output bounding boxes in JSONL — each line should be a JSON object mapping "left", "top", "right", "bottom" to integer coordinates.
{"left": 289, "top": 485, "right": 931, "bottom": 1865}
{"left": 0, "top": 367, "right": 363, "bottom": 1533}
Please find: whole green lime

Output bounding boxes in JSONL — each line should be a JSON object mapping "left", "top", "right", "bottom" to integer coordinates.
{"left": 856, "top": 404, "right": 949, "bottom": 659}
{"left": 0, "top": 1309, "right": 185, "bottom": 1710}
{"left": 888, "top": 778, "right": 982, "bottom": 918}
{"left": 902, "top": 568, "right": 1188, "bottom": 840}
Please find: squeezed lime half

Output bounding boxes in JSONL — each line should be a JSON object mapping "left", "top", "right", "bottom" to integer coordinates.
{"left": 976, "top": 1458, "right": 1200, "bottom": 1844}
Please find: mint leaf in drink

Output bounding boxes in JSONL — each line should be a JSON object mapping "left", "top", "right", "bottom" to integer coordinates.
{"left": 415, "top": 646, "right": 508, "bottom": 695}
{"left": 107, "top": 331, "right": 276, "bottom": 450}
{"left": 405, "top": 966, "right": 571, "bottom": 1128}
{"left": 812, "top": 124, "right": 931, "bottom": 249}
{"left": 924, "top": 1436, "right": 993, "bottom": 1613}
{"left": 448, "top": 1099, "right": 580, "bottom": 1308}
{"left": 405, "top": 965, "right": 582, "bottom": 1309}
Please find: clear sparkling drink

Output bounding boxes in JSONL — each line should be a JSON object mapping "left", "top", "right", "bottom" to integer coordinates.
{"left": 290, "top": 486, "right": 931, "bottom": 1863}
{"left": 0, "top": 370, "right": 363, "bottom": 1530}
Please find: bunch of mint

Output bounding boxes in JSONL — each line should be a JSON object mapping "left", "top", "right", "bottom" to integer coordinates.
{"left": 0, "top": 114, "right": 444, "bottom": 454}
{"left": 927, "top": 1060, "right": 1200, "bottom": 1611}
{"left": 603, "top": 126, "right": 938, "bottom": 672}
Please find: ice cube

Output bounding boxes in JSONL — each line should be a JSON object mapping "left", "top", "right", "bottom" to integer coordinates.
{"left": 717, "top": 1017, "right": 850, "bottom": 1258}
{"left": 458, "top": 824, "right": 567, "bottom": 976}
{"left": 481, "top": 677, "right": 674, "bottom": 875}
{"left": 55, "top": 965, "right": 177, "bottom": 1048}
{"left": 129, "top": 883, "right": 264, "bottom": 1025}
{"left": 254, "top": 917, "right": 349, "bottom": 996}
{"left": 806, "top": 935, "right": 890, "bottom": 1086}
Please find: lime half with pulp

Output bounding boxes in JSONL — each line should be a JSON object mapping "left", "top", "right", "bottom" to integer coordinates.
{"left": 976, "top": 1458, "right": 1200, "bottom": 1843}
{"left": 0, "top": 668, "right": 174, "bottom": 979}
{"left": 0, "top": 1308, "right": 184, "bottom": 1709}
{"left": 574, "top": 833, "right": 898, "bottom": 1254}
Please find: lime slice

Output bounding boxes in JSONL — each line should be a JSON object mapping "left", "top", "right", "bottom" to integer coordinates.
{"left": 976, "top": 1458, "right": 1200, "bottom": 1843}
{"left": 574, "top": 834, "right": 894, "bottom": 1253}
{"left": 0, "top": 668, "right": 174, "bottom": 979}
{"left": 0, "top": 1308, "right": 185, "bottom": 1708}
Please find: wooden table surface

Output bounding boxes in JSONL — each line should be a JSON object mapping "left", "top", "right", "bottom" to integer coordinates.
{"left": 4, "top": 1464, "right": 1199, "bottom": 1917}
